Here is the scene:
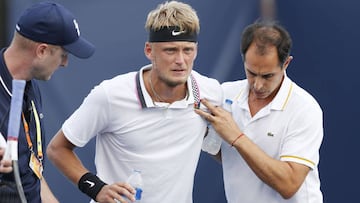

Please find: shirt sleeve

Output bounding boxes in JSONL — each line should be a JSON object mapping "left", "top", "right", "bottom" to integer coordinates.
{"left": 280, "top": 103, "right": 323, "bottom": 169}
{"left": 62, "top": 83, "right": 110, "bottom": 147}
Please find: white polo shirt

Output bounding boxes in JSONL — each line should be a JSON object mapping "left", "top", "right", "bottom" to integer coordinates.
{"left": 62, "top": 64, "right": 222, "bottom": 203}
{"left": 221, "top": 75, "right": 323, "bottom": 203}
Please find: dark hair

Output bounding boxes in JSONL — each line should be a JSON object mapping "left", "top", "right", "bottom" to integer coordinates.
{"left": 240, "top": 20, "right": 292, "bottom": 67}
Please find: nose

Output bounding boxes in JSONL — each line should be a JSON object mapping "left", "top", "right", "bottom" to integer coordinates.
{"left": 253, "top": 77, "right": 264, "bottom": 91}
{"left": 175, "top": 52, "right": 185, "bottom": 64}
{"left": 61, "top": 55, "right": 69, "bottom": 67}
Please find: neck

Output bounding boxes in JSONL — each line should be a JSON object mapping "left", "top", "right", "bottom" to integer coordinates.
{"left": 146, "top": 70, "right": 188, "bottom": 103}
{"left": 4, "top": 46, "right": 33, "bottom": 80}
{"left": 149, "top": 73, "right": 165, "bottom": 102}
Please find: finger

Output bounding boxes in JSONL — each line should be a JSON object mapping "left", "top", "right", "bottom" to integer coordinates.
{"left": 200, "top": 99, "right": 217, "bottom": 112}
{"left": 199, "top": 111, "right": 213, "bottom": 122}
{"left": 194, "top": 108, "right": 211, "bottom": 120}
{"left": 0, "top": 148, "right": 5, "bottom": 159}
{"left": 113, "top": 193, "right": 134, "bottom": 203}
{"left": 206, "top": 114, "right": 214, "bottom": 122}
{"left": 115, "top": 182, "right": 136, "bottom": 194}
{"left": 0, "top": 159, "right": 12, "bottom": 167}
{"left": 113, "top": 196, "right": 127, "bottom": 203}
{"left": 108, "top": 189, "right": 130, "bottom": 203}
{"left": 112, "top": 183, "right": 136, "bottom": 202}
{"left": 0, "top": 164, "right": 13, "bottom": 173}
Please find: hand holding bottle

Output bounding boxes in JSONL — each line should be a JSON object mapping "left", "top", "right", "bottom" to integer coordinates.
{"left": 201, "top": 99, "right": 233, "bottom": 155}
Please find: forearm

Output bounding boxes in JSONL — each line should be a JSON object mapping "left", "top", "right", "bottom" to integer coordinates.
{"left": 207, "top": 109, "right": 306, "bottom": 198}
{"left": 41, "top": 177, "right": 59, "bottom": 203}
{"left": 231, "top": 134, "right": 307, "bottom": 199}
{"left": 195, "top": 99, "right": 309, "bottom": 198}
{"left": 48, "top": 146, "right": 88, "bottom": 184}
{"left": 46, "top": 130, "right": 89, "bottom": 185}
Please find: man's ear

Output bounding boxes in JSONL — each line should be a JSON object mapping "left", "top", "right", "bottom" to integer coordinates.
{"left": 283, "top": 55, "right": 293, "bottom": 70}
{"left": 144, "top": 42, "right": 153, "bottom": 61}
{"left": 35, "top": 43, "right": 49, "bottom": 59}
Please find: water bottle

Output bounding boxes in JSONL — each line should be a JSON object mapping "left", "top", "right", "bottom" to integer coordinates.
{"left": 223, "top": 99, "right": 233, "bottom": 113}
{"left": 202, "top": 99, "right": 233, "bottom": 155}
{"left": 126, "top": 169, "right": 143, "bottom": 201}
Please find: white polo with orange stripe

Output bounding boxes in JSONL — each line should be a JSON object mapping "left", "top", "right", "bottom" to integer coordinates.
{"left": 221, "top": 74, "right": 323, "bottom": 203}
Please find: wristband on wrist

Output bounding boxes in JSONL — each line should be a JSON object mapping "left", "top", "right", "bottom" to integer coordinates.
{"left": 78, "top": 172, "right": 107, "bottom": 201}
{"left": 231, "top": 133, "right": 245, "bottom": 147}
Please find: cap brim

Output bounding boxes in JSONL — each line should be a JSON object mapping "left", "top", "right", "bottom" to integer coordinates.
{"left": 63, "top": 37, "right": 95, "bottom": 59}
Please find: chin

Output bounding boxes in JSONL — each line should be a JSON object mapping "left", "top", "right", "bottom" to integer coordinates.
{"left": 37, "top": 75, "right": 52, "bottom": 81}
{"left": 255, "top": 93, "right": 270, "bottom": 100}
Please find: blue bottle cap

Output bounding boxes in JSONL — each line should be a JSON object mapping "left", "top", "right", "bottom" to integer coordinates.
{"left": 225, "top": 99, "right": 233, "bottom": 104}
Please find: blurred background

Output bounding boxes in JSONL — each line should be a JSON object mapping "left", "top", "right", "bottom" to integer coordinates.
{"left": 1, "top": 0, "right": 359, "bottom": 202}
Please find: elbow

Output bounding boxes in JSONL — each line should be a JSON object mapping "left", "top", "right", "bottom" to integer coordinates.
{"left": 46, "top": 129, "right": 73, "bottom": 163}
{"left": 267, "top": 162, "right": 310, "bottom": 199}
{"left": 46, "top": 142, "right": 56, "bottom": 162}
{"left": 277, "top": 184, "right": 301, "bottom": 199}
{"left": 280, "top": 191, "right": 296, "bottom": 200}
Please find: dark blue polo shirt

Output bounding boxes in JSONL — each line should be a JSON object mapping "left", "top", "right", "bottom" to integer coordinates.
{"left": 0, "top": 48, "right": 45, "bottom": 203}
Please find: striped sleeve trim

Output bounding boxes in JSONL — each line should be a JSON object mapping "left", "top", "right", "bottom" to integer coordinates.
{"left": 280, "top": 155, "right": 315, "bottom": 169}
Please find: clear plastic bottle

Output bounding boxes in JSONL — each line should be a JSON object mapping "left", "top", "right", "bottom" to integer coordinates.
{"left": 126, "top": 169, "right": 143, "bottom": 201}
{"left": 202, "top": 99, "right": 233, "bottom": 155}
{"left": 223, "top": 99, "right": 233, "bottom": 113}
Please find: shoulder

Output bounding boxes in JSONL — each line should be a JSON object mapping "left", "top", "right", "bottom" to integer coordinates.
{"left": 221, "top": 79, "right": 246, "bottom": 90}
{"left": 82, "top": 72, "right": 138, "bottom": 103}
{"left": 290, "top": 82, "right": 322, "bottom": 113}
{"left": 221, "top": 79, "right": 247, "bottom": 99}
{"left": 191, "top": 70, "right": 223, "bottom": 105}
{"left": 280, "top": 80, "right": 323, "bottom": 126}
{"left": 191, "top": 70, "right": 220, "bottom": 87}
{"left": 191, "top": 70, "right": 221, "bottom": 94}
{"left": 98, "top": 71, "right": 137, "bottom": 89}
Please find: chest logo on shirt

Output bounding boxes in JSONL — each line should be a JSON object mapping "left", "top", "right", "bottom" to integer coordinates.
{"left": 267, "top": 132, "right": 274, "bottom": 137}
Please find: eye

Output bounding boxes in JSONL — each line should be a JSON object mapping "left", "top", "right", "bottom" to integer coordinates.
{"left": 262, "top": 74, "right": 274, "bottom": 79}
{"left": 164, "top": 48, "right": 176, "bottom": 54}
{"left": 246, "top": 70, "right": 256, "bottom": 77}
{"left": 62, "top": 52, "right": 68, "bottom": 58}
{"left": 183, "top": 47, "right": 194, "bottom": 54}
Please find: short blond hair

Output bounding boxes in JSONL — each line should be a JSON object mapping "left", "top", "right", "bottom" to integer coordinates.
{"left": 12, "top": 31, "right": 38, "bottom": 50}
{"left": 145, "top": 1, "right": 200, "bottom": 34}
